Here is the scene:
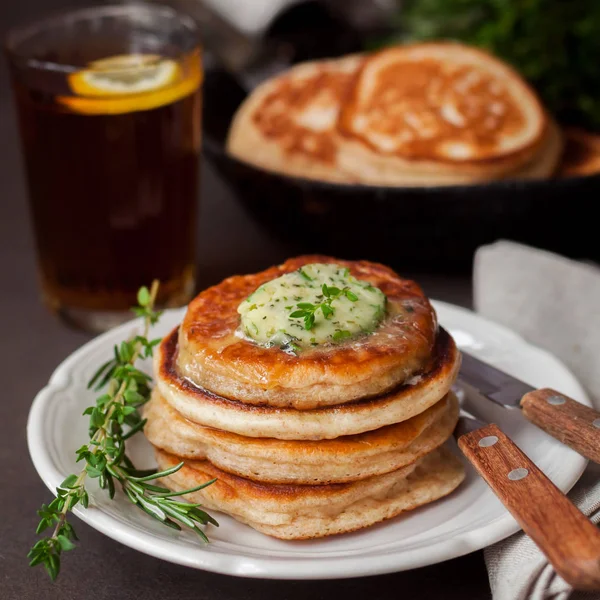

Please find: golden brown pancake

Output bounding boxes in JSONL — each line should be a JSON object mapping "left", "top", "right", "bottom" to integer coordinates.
{"left": 145, "top": 254, "right": 465, "bottom": 541}
{"left": 144, "top": 391, "right": 459, "bottom": 484}
{"left": 339, "top": 43, "right": 547, "bottom": 175}
{"left": 227, "top": 55, "right": 363, "bottom": 182}
{"left": 156, "top": 446, "right": 465, "bottom": 540}
{"left": 507, "top": 118, "right": 562, "bottom": 180}
{"left": 155, "top": 325, "right": 460, "bottom": 440}
{"left": 176, "top": 256, "right": 437, "bottom": 410}
{"left": 558, "top": 128, "right": 600, "bottom": 177}
{"left": 228, "top": 43, "right": 555, "bottom": 186}
{"left": 337, "top": 114, "right": 562, "bottom": 187}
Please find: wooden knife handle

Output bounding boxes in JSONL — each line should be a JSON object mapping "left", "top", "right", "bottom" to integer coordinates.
{"left": 458, "top": 423, "right": 600, "bottom": 591}
{"left": 520, "top": 388, "right": 600, "bottom": 464}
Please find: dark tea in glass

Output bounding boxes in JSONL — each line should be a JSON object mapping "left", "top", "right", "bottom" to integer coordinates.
{"left": 6, "top": 5, "right": 202, "bottom": 331}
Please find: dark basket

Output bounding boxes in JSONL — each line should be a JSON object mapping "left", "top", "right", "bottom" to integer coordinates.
{"left": 203, "top": 68, "right": 599, "bottom": 272}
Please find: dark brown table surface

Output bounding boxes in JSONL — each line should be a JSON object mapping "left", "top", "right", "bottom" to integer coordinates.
{"left": 0, "top": 2, "right": 489, "bottom": 598}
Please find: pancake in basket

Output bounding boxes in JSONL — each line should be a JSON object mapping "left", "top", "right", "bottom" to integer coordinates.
{"left": 338, "top": 115, "right": 562, "bottom": 187}
{"left": 145, "top": 390, "right": 459, "bottom": 484}
{"left": 227, "top": 42, "right": 559, "bottom": 186}
{"left": 155, "top": 324, "right": 460, "bottom": 440}
{"left": 155, "top": 446, "right": 465, "bottom": 540}
{"left": 176, "top": 256, "right": 437, "bottom": 410}
{"left": 227, "top": 55, "right": 363, "bottom": 182}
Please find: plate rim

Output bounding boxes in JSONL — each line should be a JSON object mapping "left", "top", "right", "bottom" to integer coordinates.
{"left": 27, "top": 301, "right": 590, "bottom": 580}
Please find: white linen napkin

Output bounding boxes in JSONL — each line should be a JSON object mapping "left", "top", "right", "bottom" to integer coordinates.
{"left": 201, "top": 0, "right": 300, "bottom": 35}
{"left": 473, "top": 240, "right": 600, "bottom": 600}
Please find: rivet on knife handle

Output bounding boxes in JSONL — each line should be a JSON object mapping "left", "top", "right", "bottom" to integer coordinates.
{"left": 458, "top": 423, "right": 600, "bottom": 591}
{"left": 520, "top": 389, "right": 600, "bottom": 464}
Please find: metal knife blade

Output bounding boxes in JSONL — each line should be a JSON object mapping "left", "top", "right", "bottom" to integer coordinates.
{"left": 459, "top": 351, "right": 534, "bottom": 407}
{"left": 459, "top": 350, "right": 600, "bottom": 464}
{"left": 453, "top": 412, "right": 489, "bottom": 439}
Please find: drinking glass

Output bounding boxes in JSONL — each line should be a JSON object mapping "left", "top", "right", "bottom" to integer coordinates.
{"left": 6, "top": 4, "right": 202, "bottom": 331}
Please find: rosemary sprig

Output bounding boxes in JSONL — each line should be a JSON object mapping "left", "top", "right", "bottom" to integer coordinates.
{"left": 28, "top": 281, "right": 218, "bottom": 581}
{"left": 289, "top": 283, "right": 358, "bottom": 330}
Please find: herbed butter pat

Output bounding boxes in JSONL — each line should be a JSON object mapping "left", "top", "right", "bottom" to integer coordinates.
{"left": 238, "top": 263, "right": 386, "bottom": 350}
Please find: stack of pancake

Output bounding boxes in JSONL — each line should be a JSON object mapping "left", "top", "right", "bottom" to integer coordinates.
{"left": 145, "top": 256, "right": 465, "bottom": 539}
{"left": 227, "top": 42, "right": 563, "bottom": 186}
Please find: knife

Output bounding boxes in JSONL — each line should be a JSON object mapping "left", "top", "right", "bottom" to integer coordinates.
{"left": 455, "top": 413, "right": 600, "bottom": 591}
{"left": 459, "top": 351, "right": 600, "bottom": 464}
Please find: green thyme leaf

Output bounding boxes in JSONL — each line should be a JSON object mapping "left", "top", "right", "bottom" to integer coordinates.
{"left": 87, "top": 359, "right": 115, "bottom": 390}
{"left": 28, "top": 280, "right": 218, "bottom": 582}
{"left": 332, "top": 330, "right": 352, "bottom": 342}
{"left": 321, "top": 304, "right": 334, "bottom": 319}
{"left": 137, "top": 286, "right": 150, "bottom": 307}
{"left": 60, "top": 475, "right": 78, "bottom": 489}
{"left": 296, "top": 302, "right": 314, "bottom": 309}
{"left": 56, "top": 535, "right": 76, "bottom": 552}
{"left": 304, "top": 313, "right": 315, "bottom": 330}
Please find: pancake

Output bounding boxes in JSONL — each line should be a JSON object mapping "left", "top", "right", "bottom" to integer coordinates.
{"left": 338, "top": 115, "right": 562, "bottom": 187}
{"left": 558, "top": 128, "right": 600, "bottom": 177}
{"left": 155, "top": 325, "right": 460, "bottom": 440}
{"left": 144, "top": 391, "right": 459, "bottom": 484}
{"left": 176, "top": 256, "right": 437, "bottom": 410}
{"left": 507, "top": 118, "right": 562, "bottom": 180}
{"left": 227, "top": 54, "right": 363, "bottom": 183}
{"left": 155, "top": 446, "right": 465, "bottom": 540}
{"left": 227, "top": 42, "right": 554, "bottom": 187}
{"left": 338, "top": 42, "right": 548, "bottom": 183}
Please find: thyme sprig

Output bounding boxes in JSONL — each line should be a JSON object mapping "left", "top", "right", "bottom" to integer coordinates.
{"left": 28, "top": 282, "right": 218, "bottom": 581}
{"left": 290, "top": 283, "right": 358, "bottom": 331}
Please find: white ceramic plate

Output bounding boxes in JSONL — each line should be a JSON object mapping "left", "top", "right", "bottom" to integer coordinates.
{"left": 28, "top": 301, "right": 590, "bottom": 580}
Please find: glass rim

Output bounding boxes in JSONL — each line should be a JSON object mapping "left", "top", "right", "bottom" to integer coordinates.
{"left": 5, "top": 3, "right": 199, "bottom": 73}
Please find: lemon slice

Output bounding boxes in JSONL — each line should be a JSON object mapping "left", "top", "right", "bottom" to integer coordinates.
{"left": 68, "top": 54, "right": 180, "bottom": 97}
{"left": 59, "top": 50, "right": 202, "bottom": 115}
